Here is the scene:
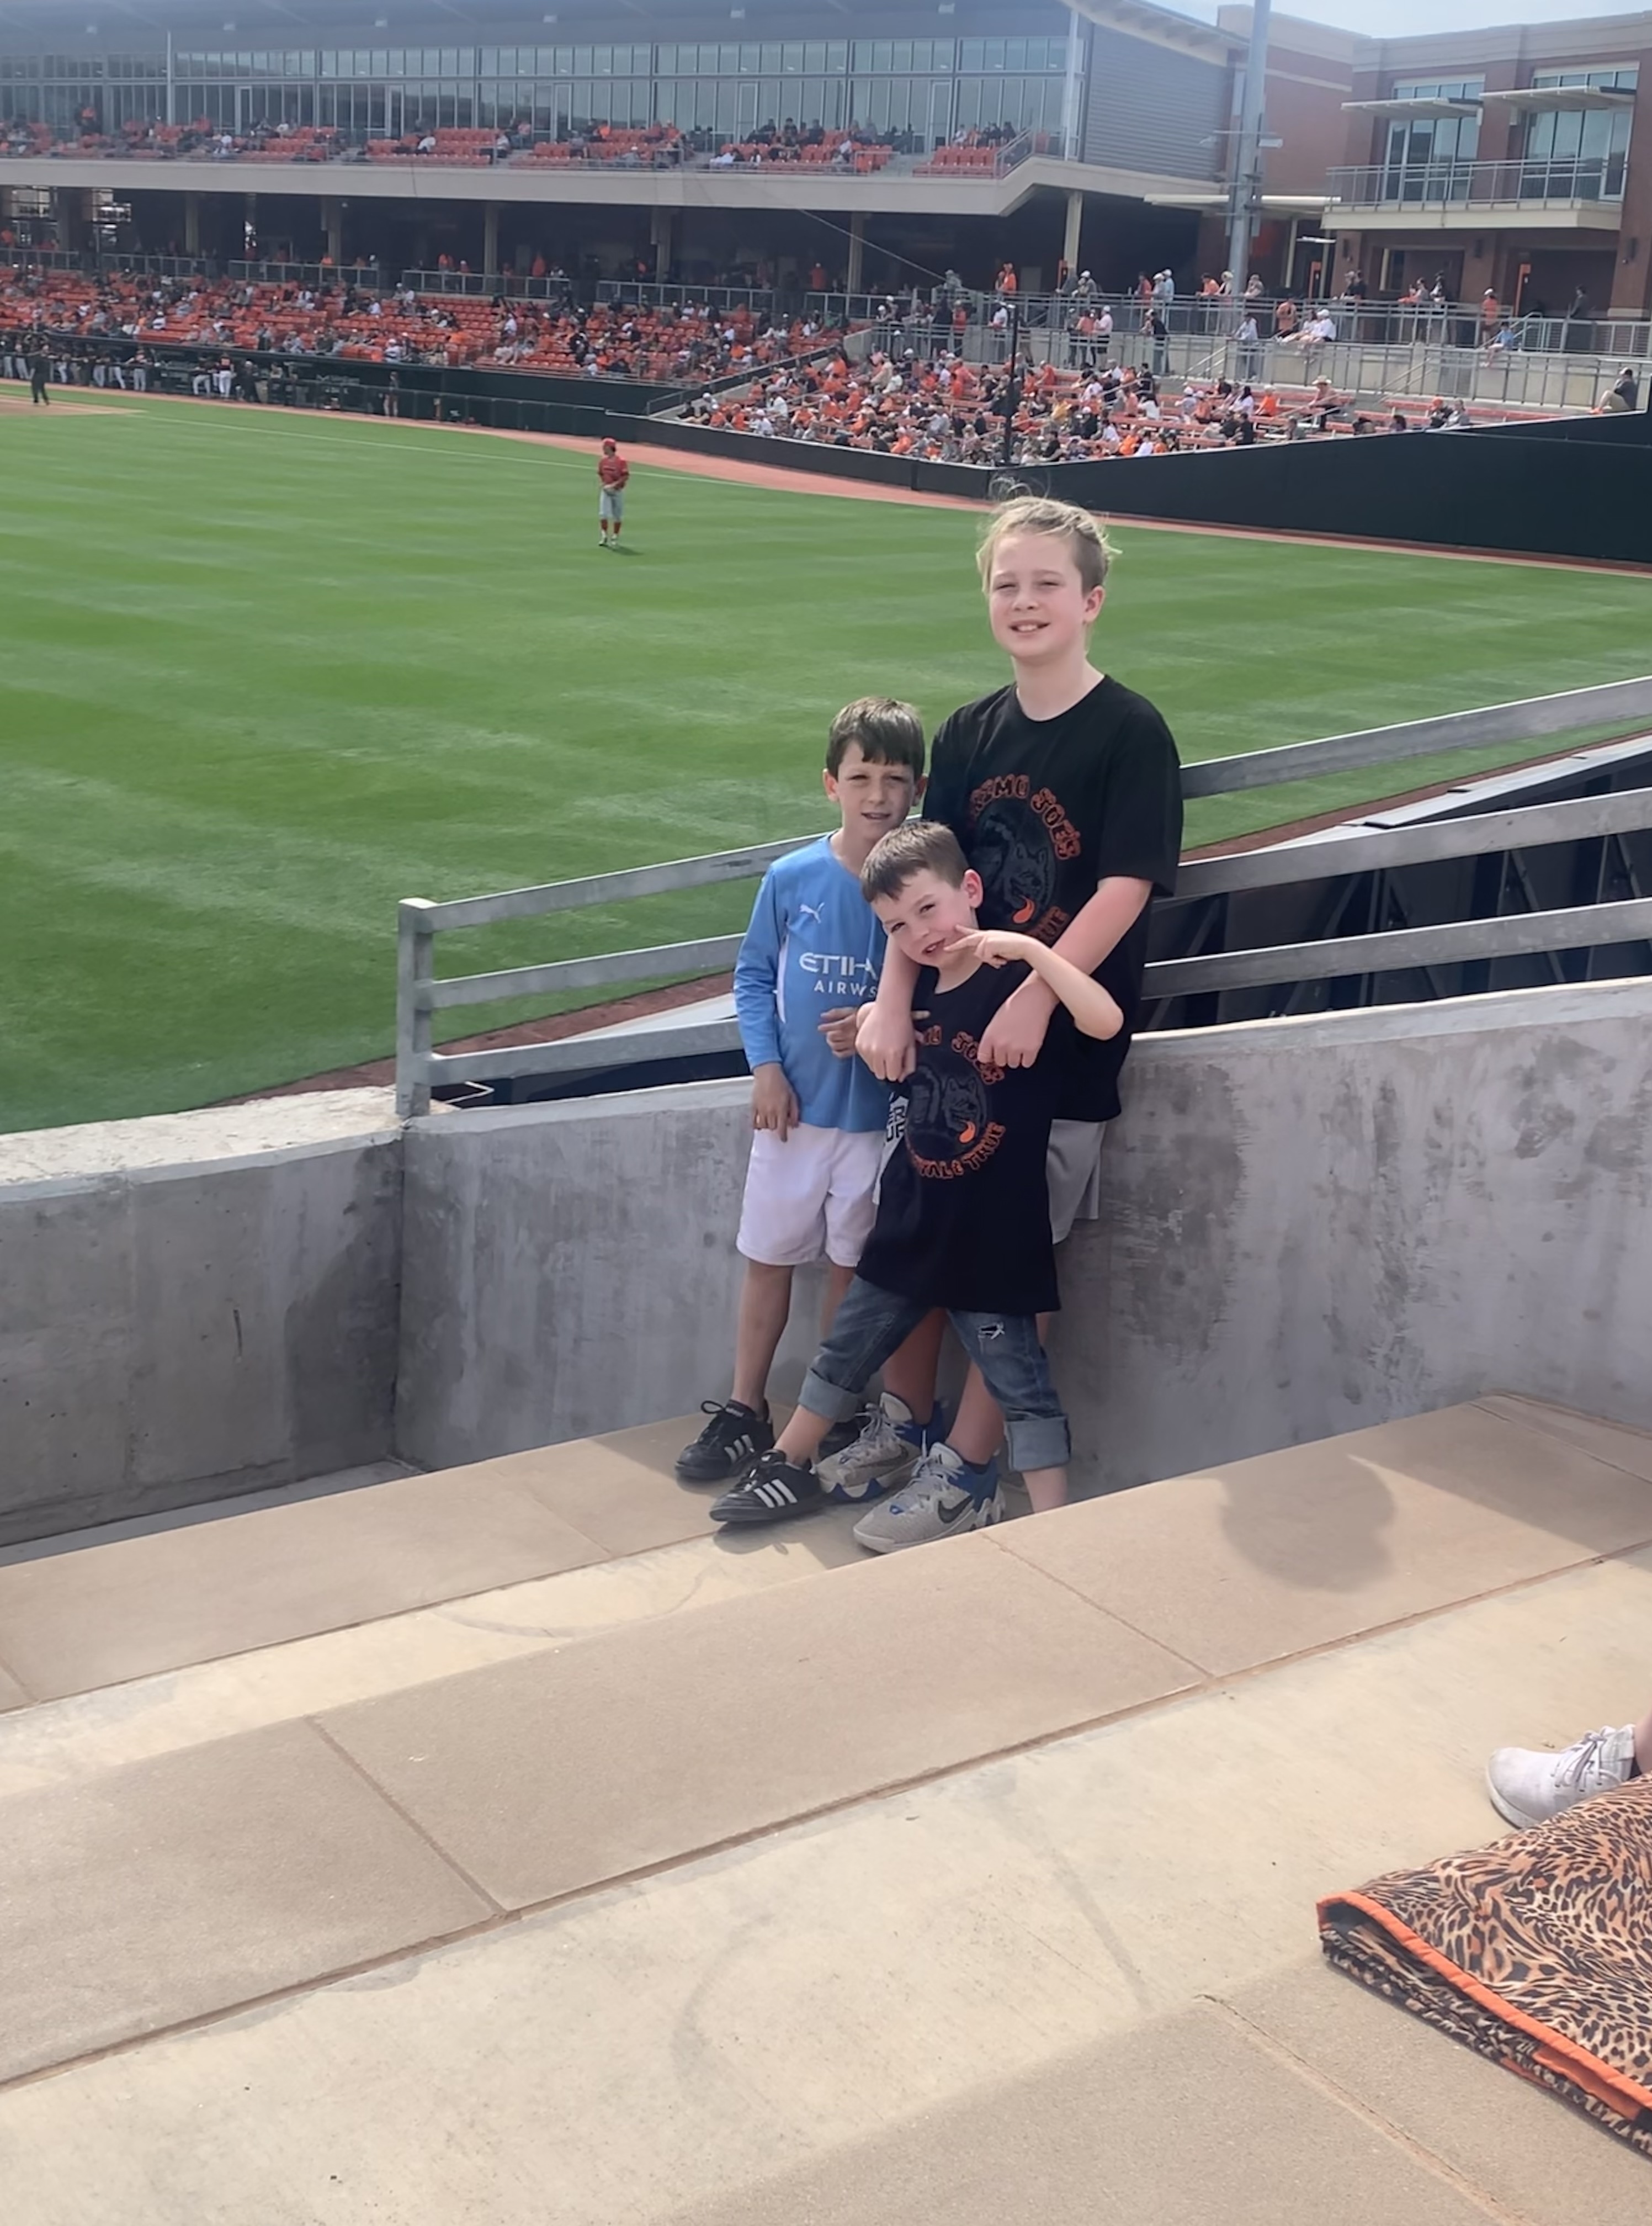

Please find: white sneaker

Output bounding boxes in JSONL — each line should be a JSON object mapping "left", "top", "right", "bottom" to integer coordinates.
{"left": 817, "top": 1391, "right": 925, "bottom": 1504}
{"left": 1485, "top": 1724, "right": 1637, "bottom": 1830}
{"left": 852, "top": 1442, "right": 1003, "bottom": 1554}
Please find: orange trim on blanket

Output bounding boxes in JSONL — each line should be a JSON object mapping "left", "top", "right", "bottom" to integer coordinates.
{"left": 1320, "top": 1889, "right": 1652, "bottom": 2120}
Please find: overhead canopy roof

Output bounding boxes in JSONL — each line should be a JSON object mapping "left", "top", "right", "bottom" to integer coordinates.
{"left": 1342, "top": 98, "right": 1482, "bottom": 119}
{"left": 1483, "top": 87, "right": 1638, "bottom": 113}
{"left": 1145, "top": 191, "right": 1328, "bottom": 208}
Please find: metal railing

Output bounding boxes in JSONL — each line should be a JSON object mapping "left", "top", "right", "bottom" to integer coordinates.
{"left": 661, "top": 330, "right": 1647, "bottom": 425}
{"left": 224, "top": 258, "right": 385, "bottom": 287}
{"left": 1328, "top": 156, "right": 1628, "bottom": 211}
{"left": 407, "top": 267, "right": 574, "bottom": 300}
{"left": 394, "top": 676, "right": 1652, "bottom": 1115}
{"left": 596, "top": 280, "right": 780, "bottom": 317}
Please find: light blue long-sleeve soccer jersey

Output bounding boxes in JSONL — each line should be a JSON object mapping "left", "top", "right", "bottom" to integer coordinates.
{"left": 732, "top": 836, "right": 889, "bottom": 1133}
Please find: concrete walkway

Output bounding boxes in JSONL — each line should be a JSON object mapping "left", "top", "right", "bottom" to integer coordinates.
{"left": 3, "top": 1393, "right": 1651, "bottom": 2222}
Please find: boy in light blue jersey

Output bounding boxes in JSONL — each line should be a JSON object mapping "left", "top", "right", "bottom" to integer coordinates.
{"left": 676, "top": 699, "right": 929, "bottom": 1488}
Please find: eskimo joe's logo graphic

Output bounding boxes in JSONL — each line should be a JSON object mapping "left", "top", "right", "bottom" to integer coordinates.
{"left": 969, "top": 774, "right": 1083, "bottom": 936}
{"left": 906, "top": 1043, "right": 1005, "bottom": 1179}
{"left": 971, "top": 795, "right": 1056, "bottom": 930}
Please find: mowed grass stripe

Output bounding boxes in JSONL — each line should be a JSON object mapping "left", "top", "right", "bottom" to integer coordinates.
{"left": 4, "top": 399, "right": 1651, "bottom": 1131}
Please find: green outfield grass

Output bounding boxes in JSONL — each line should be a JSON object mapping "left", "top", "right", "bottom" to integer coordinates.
{"left": 4, "top": 391, "right": 1652, "bottom": 1135}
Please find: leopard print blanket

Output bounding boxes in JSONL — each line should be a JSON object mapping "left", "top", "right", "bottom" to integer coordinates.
{"left": 1319, "top": 1777, "right": 1652, "bottom": 2158}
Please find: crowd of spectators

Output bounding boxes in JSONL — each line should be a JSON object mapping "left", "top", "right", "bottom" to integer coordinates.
{"left": 1, "top": 110, "right": 904, "bottom": 170}
{"left": 0, "top": 267, "right": 837, "bottom": 381}
{"left": 681, "top": 343, "right": 1486, "bottom": 464}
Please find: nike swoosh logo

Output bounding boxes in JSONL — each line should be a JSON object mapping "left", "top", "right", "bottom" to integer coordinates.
{"left": 936, "top": 1491, "right": 985, "bottom": 1528}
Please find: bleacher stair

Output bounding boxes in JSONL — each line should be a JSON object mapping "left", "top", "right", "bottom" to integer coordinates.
{"left": 3, "top": 1394, "right": 1652, "bottom": 2223}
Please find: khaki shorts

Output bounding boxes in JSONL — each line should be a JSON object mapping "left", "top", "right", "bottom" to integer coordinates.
{"left": 1048, "top": 1119, "right": 1106, "bottom": 1245}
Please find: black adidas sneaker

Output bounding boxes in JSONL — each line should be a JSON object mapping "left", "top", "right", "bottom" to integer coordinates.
{"left": 710, "top": 1451, "right": 824, "bottom": 1525}
{"left": 674, "top": 1399, "right": 774, "bottom": 1485}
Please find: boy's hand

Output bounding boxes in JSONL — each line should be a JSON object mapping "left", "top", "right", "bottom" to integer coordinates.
{"left": 751, "top": 1063, "right": 800, "bottom": 1138}
{"left": 948, "top": 928, "right": 1036, "bottom": 970}
{"left": 979, "top": 976, "right": 1056, "bottom": 1069}
{"left": 856, "top": 1001, "right": 916, "bottom": 1083}
{"left": 818, "top": 1006, "right": 861, "bottom": 1059}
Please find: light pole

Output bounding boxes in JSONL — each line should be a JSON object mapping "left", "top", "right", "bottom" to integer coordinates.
{"left": 1225, "top": 0, "right": 1272, "bottom": 305}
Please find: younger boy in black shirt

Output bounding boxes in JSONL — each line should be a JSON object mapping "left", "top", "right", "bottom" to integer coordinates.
{"left": 710, "top": 822, "right": 1122, "bottom": 1552}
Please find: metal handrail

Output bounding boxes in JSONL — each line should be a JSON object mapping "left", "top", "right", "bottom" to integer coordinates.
{"left": 1328, "top": 156, "right": 1628, "bottom": 211}
{"left": 393, "top": 677, "right": 1652, "bottom": 1115}
{"left": 1182, "top": 678, "right": 1652, "bottom": 798}
{"left": 1176, "top": 784, "right": 1652, "bottom": 899}
{"left": 1144, "top": 897, "right": 1652, "bottom": 1000}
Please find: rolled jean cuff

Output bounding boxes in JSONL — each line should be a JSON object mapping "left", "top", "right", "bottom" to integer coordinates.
{"left": 1002, "top": 1413, "right": 1071, "bottom": 1473}
{"left": 797, "top": 1367, "right": 868, "bottom": 1425}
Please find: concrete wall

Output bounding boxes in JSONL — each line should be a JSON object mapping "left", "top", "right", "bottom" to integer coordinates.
{"left": 396, "top": 1086, "right": 832, "bottom": 1472}
{"left": 0, "top": 1101, "right": 402, "bottom": 1545}
{"left": 397, "top": 979, "right": 1652, "bottom": 1493}
{"left": 9, "top": 983, "right": 1651, "bottom": 1535}
{"left": 1054, "top": 978, "right": 1652, "bottom": 1492}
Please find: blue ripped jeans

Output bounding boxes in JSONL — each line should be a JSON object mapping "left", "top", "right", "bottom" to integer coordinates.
{"left": 798, "top": 1275, "right": 1071, "bottom": 1475}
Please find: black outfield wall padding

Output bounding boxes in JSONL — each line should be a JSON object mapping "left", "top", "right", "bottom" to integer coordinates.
{"left": 595, "top": 410, "right": 1652, "bottom": 568}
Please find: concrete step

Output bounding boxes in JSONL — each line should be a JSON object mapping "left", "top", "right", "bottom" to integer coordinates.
{"left": 4, "top": 1392, "right": 1652, "bottom": 2223}
{"left": 0, "top": 1413, "right": 886, "bottom": 1791}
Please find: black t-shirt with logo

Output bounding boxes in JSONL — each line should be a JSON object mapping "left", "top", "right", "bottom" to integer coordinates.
{"left": 923, "top": 676, "right": 1183, "bottom": 1121}
{"left": 857, "top": 960, "right": 1062, "bottom": 1319}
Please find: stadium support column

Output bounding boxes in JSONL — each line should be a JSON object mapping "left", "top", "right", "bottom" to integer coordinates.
{"left": 483, "top": 203, "right": 499, "bottom": 276}
{"left": 184, "top": 194, "right": 201, "bottom": 257}
{"left": 650, "top": 205, "right": 673, "bottom": 281}
{"left": 1063, "top": 189, "right": 1082, "bottom": 278}
{"left": 52, "top": 188, "right": 88, "bottom": 252}
{"left": 847, "top": 212, "right": 865, "bottom": 294}
{"left": 322, "top": 198, "right": 343, "bottom": 264}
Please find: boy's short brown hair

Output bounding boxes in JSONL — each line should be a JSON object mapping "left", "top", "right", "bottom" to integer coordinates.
{"left": 826, "top": 696, "right": 926, "bottom": 781}
{"left": 976, "top": 494, "right": 1116, "bottom": 597}
{"left": 860, "top": 819, "right": 969, "bottom": 904}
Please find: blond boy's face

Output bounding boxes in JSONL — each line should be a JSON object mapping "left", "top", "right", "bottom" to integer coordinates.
{"left": 984, "top": 531, "right": 1104, "bottom": 667}
{"left": 824, "top": 742, "right": 920, "bottom": 846}
{"left": 872, "top": 865, "right": 982, "bottom": 967}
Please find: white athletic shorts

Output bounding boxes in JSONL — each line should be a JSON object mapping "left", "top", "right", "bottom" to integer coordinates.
{"left": 1048, "top": 1119, "right": 1106, "bottom": 1244}
{"left": 599, "top": 488, "right": 624, "bottom": 521}
{"left": 736, "top": 1123, "right": 884, "bottom": 1269}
